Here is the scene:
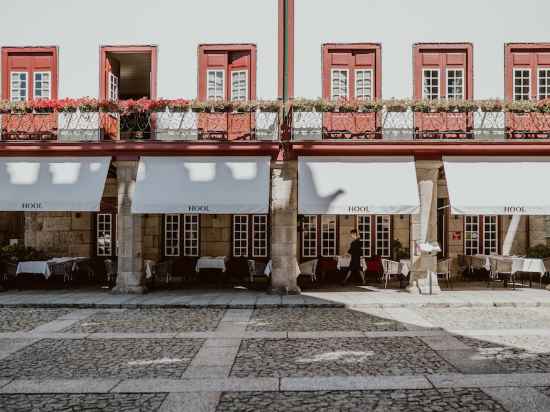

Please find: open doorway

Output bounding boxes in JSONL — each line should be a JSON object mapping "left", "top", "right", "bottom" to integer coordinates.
{"left": 100, "top": 46, "right": 157, "bottom": 139}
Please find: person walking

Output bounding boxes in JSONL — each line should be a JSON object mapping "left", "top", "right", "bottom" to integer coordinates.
{"left": 342, "top": 229, "right": 366, "bottom": 285}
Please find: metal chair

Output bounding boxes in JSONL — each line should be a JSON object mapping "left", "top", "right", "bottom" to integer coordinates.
{"left": 247, "top": 260, "right": 269, "bottom": 285}
{"left": 155, "top": 261, "right": 173, "bottom": 285}
{"left": 436, "top": 258, "right": 452, "bottom": 289}
{"left": 104, "top": 259, "right": 117, "bottom": 287}
{"left": 298, "top": 259, "right": 319, "bottom": 287}
{"left": 381, "top": 259, "right": 401, "bottom": 288}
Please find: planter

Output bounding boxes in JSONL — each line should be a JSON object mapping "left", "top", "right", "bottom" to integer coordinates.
{"left": 382, "top": 109, "right": 414, "bottom": 140}
{"left": 154, "top": 111, "right": 198, "bottom": 140}
{"left": 255, "top": 111, "right": 279, "bottom": 141}
{"left": 1, "top": 113, "right": 57, "bottom": 141}
{"left": 228, "top": 112, "right": 252, "bottom": 140}
{"left": 474, "top": 111, "right": 505, "bottom": 139}
{"left": 292, "top": 111, "right": 322, "bottom": 140}
{"left": 507, "top": 112, "right": 550, "bottom": 138}
{"left": 58, "top": 111, "right": 102, "bottom": 141}
{"left": 414, "top": 112, "right": 472, "bottom": 139}
{"left": 322, "top": 112, "right": 379, "bottom": 139}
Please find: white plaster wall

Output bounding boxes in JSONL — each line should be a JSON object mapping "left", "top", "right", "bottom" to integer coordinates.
{"left": 0, "top": 0, "right": 278, "bottom": 99}
{"left": 295, "top": 0, "right": 550, "bottom": 99}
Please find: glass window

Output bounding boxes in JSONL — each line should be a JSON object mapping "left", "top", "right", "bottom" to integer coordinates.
{"left": 513, "top": 69, "right": 531, "bottom": 101}
{"left": 538, "top": 68, "right": 550, "bottom": 100}
{"left": 231, "top": 70, "right": 248, "bottom": 101}
{"left": 320, "top": 216, "right": 337, "bottom": 257}
{"left": 252, "top": 215, "right": 268, "bottom": 258}
{"left": 375, "top": 215, "right": 391, "bottom": 257}
{"left": 422, "top": 69, "right": 439, "bottom": 100}
{"left": 97, "top": 213, "right": 113, "bottom": 257}
{"left": 108, "top": 72, "right": 119, "bottom": 101}
{"left": 207, "top": 70, "right": 225, "bottom": 100}
{"left": 164, "top": 214, "right": 180, "bottom": 257}
{"left": 183, "top": 214, "right": 199, "bottom": 257}
{"left": 331, "top": 69, "right": 349, "bottom": 100}
{"left": 33, "top": 71, "right": 51, "bottom": 99}
{"left": 355, "top": 69, "right": 373, "bottom": 100}
{"left": 446, "top": 69, "right": 464, "bottom": 100}
{"left": 464, "top": 216, "right": 479, "bottom": 256}
{"left": 483, "top": 216, "right": 498, "bottom": 255}
{"left": 302, "top": 215, "right": 318, "bottom": 258}
{"left": 233, "top": 215, "right": 249, "bottom": 257}
{"left": 357, "top": 215, "right": 371, "bottom": 257}
{"left": 10, "top": 72, "right": 28, "bottom": 102}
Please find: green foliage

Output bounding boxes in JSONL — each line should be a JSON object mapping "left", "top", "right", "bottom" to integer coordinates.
{"left": 0, "top": 245, "right": 51, "bottom": 263}
{"left": 526, "top": 244, "right": 550, "bottom": 259}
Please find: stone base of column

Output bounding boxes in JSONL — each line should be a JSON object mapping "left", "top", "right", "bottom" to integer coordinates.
{"left": 267, "top": 285, "right": 301, "bottom": 295}
{"left": 111, "top": 285, "right": 147, "bottom": 295}
{"left": 407, "top": 271, "right": 441, "bottom": 295}
{"left": 546, "top": 284, "right": 550, "bottom": 291}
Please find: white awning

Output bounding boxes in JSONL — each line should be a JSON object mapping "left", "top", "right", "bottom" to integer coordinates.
{"left": 0, "top": 157, "right": 111, "bottom": 212}
{"left": 298, "top": 156, "right": 420, "bottom": 215}
{"left": 132, "top": 156, "right": 271, "bottom": 214}
{"left": 444, "top": 156, "right": 550, "bottom": 215}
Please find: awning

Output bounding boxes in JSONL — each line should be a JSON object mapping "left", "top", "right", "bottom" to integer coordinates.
{"left": 132, "top": 156, "right": 271, "bottom": 214}
{"left": 444, "top": 156, "right": 550, "bottom": 215}
{"left": 298, "top": 156, "right": 420, "bottom": 215}
{"left": 0, "top": 157, "right": 111, "bottom": 212}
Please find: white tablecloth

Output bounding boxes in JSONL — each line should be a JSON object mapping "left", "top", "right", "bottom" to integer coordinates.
{"left": 469, "top": 255, "right": 546, "bottom": 277}
{"left": 400, "top": 260, "right": 411, "bottom": 277}
{"left": 195, "top": 256, "right": 229, "bottom": 273}
{"left": 264, "top": 259, "right": 301, "bottom": 276}
{"left": 336, "top": 255, "right": 367, "bottom": 271}
{"left": 16, "top": 257, "right": 86, "bottom": 280}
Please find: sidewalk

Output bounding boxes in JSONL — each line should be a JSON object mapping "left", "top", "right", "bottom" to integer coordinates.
{"left": 0, "top": 286, "right": 549, "bottom": 309}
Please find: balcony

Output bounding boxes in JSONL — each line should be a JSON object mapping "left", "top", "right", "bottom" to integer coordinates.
{"left": 290, "top": 99, "right": 550, "bottom": 141}
{"left": 0, "top": 99, "right": 281, "bottom": 143}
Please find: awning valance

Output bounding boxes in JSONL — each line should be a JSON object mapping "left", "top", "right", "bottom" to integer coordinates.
{"left": 0, "top": 157, "right": 111, "bottom": 212}
{"left": 298, "top": 156, "right": 420, "bottom": 215}
{"left": 132, "top": 156, "right": 271, "bottom": 214}
{"left": 444, "top": 156, "right": 550, "bottom": 215}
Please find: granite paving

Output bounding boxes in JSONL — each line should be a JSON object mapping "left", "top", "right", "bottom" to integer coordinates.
{"left": 247, "top": 308, "right": 406, "bottom": 332}
{"left": 230, "top": 337, "right": 457, "bottom": 378}
{"left": 216, "top": 388, "right": 507, "bottom": 411}
{"left": 0, "top": 393, "right": 168, "bottom": 412}
{"left": 65, "top": 308, "right": 225, "bottom": 333}
{"left": 0, "top": 338, "right": 204, "bottom": 379}
{"left": 0, "top": 308, "right": 73, "bottom": 332}
{"left": 417, "top": 307, "right": 550, "bottom": 330}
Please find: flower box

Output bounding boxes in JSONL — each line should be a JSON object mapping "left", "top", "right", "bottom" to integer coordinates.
{"left": 323, "top": 112, "right": 380, "bottom": 139}
{"left": 154, "top": 111, "right": 198, "bottom": 141}
{"left": 1, "top": 113, "right": 57, "bottom": 141}
{"left": 414, "top": 112, "right": 472, "bottom": 139}
{"left": 507, "top": 112, "right": 550, "bottom": 138}
{"left": 292, "top": 111, "right": 322, "bottom": 140}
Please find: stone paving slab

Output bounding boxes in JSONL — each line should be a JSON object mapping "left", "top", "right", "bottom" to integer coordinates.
{"left": 0, "top": 338, "right": 204, "bottom": 379}
{"left": 230, "top": 337, "right": 457, "bottom": 378}
{"left": 0, "top": 308, "right": 73, "bottom": 332}
{"left": 158, "top": 392, "right": 221, "bottom": 412}
{"left": 111, "top": 378, "right": 280, "bottom": 393}
{"left": 0, "top": 393, "right": 168, "bottom": 412}
{"left": 483, "top": 386, "right": 550, "bottom": 412}
{"left": 280, "top": 375, "right": 432, "bottom": 391}
{"left": 428, "top": 372, "right": 550, "bottom": 388}
{"left": 0, "top": 378, "right": 121, "bottom": 393}
{"left": 215, "top": 388, "right": 508, "bottom": 412}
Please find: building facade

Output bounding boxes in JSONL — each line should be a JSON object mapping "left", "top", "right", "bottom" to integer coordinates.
{"left": 1, "top": 0, "right": 550, "bottom": 294}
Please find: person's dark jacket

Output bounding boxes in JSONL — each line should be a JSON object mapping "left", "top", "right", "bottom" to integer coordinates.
{"left": 348, "top": 238, "right": 362, "bottom": 271}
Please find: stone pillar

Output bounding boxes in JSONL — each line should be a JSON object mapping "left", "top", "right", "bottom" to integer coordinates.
{"left": 112, "top": 160, "right": 146, "bottom": 294}
{"left": 407, "top": 160, "right": 441, "bottom": 294}
{"left": 269, "top": 160, "right": 300, "bottom": 294}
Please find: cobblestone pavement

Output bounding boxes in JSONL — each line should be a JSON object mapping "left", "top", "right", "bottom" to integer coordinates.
{"left": 247, "top": 308, "right": 406, "bottom": 332}
{"left": 231, "top": 337, "right": 456, "bottom": 377}
{"left": 0, "top": 393, "right": 168, "bottom": 412}
{"left": 417, "top": 307, "right": 550, "bottom": 330}
{"left": 0, "top": 308, "right": 72, "bottom": 332}
{"left": 216, "top": 388, "right": 507, "bottom": 411}
{"left": 66, "top": 308, "right": 225, "bottom": 333}
{"left": 0, "top": 338, "right": 204, "bottom": 379}
{"left": 0, "top": 305, "right": 550, "bottom": 411}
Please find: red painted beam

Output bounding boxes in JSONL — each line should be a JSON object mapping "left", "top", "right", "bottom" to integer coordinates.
{"left": 0, "top": 142, "right": 281, "bottom": 159}
{"left": 290, "top": 141, "right": 550, "bottom": 159}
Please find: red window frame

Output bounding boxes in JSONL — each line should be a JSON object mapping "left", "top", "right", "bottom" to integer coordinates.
{"left": 197, "top": 44, "right": 257, "bottom": 101}
{"left": 1, "top": 46, "right": 58, "bottom": 100}
{"left": 413, "top": 43, "right": 473, "bottom": 100}
{"left": 505, "top": 43, "right": 550, "bottom": 101}
{"left": 322, "top": 43, "right": 382, "bottom": 100}
{"left": 99, "top": 45, "right": 158, "bottom": 100}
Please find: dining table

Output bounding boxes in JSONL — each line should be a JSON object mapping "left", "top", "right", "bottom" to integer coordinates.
{"left": 195, "top": 256, "right": 229, "bottom": 273}
{"left": 468, "top": 254, "right": 546, "bottom": 288}
{"left": 264, "top": 259, "right": 301, "bottom": 277}
{"left": 335, "top": 255, "right": 368, "bottom": 272}
{"left": 16, "top": 257, "right": 88, "bottom": 281}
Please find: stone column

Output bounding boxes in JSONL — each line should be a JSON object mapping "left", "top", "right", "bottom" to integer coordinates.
{"left": 112, "top": 160, "right": 146, "bottom": 294}
{"left": 407, "top": 160, "right": 441, "bottom": 294}
{"left": 269, "top": 160, "right": 300, "bottom": 294}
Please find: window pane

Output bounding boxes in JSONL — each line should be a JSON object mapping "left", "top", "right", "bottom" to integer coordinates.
{"left": 252, "top": 215, "right": 268, "bottom": 257}
{"left": 375, "top": 215, "right": 391, "bottom": 257}
{"left": 320, "top": 215, "right": 337, "bottom": 257}
{"left": 233, "top": 215, "right": 249, "bottom": 257}
{"left": 539, "top": 69, "right": 550, "bottom": 99}
{"left": 355, "top": 70, "right": 372, "bottom": 100}
{"left": 207, "top": 70, "right": 225, "bottom": 100}
{"left": 357, "top": 216, "right": 371, "bottom": 257}
{"left": 165, "top": 214, "right": 180, "bottom": 257}
{"left": 447, "top": 69, "right": 464, "bottom": 100}
{"left": 231, "top": 70, "right": 248, "bottom": 101}
{"left": 464, "top": 216, "right": 479, "bottom": 256}
{"left": 183, "top": 214, "right": 199, "bottom": 256}
{"left": 97, "top": 213, "right": 113, "bottom": 257}
{"left": 331, "top": 69, "right": 349, "bottom": 99}
{"left": 10, "top": 72, "right": 28, "bottom": 102}
{"left": 422, "top": 69, "right": 439, "bottom": 100}
{"left": 513, "top": 69, "right": 530, "bottom": 101}
{"left": 483, "top": 216, "right": 498, "bottom": 255}
{"left": 302, "top": 215, "right": 318, "bottom": 258}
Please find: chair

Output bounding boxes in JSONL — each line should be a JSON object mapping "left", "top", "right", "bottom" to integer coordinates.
{"left": 298, "top": 259, "right": 319, "bottom": 287}
{"left": 104, "top": 259, "right": 117, "bottom": 287}
{"left": 173, "top": 257, "right": 198, "bottom": 284}
{"left": 496, "top": 258, "right": 514, "bottom": 289}
{"left": 155, "top": 260, "right": 173, "bottom": 285}
{"left": 367, "top": 255, "right": 384, "bottom": 282}
{"left": 247, "top": 260, "right": 269, "bottom": 286}
{"left": 381, "top": 259, "right": 401, "bottom": 288}
{"left": 456, "top": 254, "right": 469, "bottom": 279}
{"left": 542, "top": 258, "right": 550, "bottom": 288}
{"left": 436, "top": 258, "right": 452, "bottom": 289}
